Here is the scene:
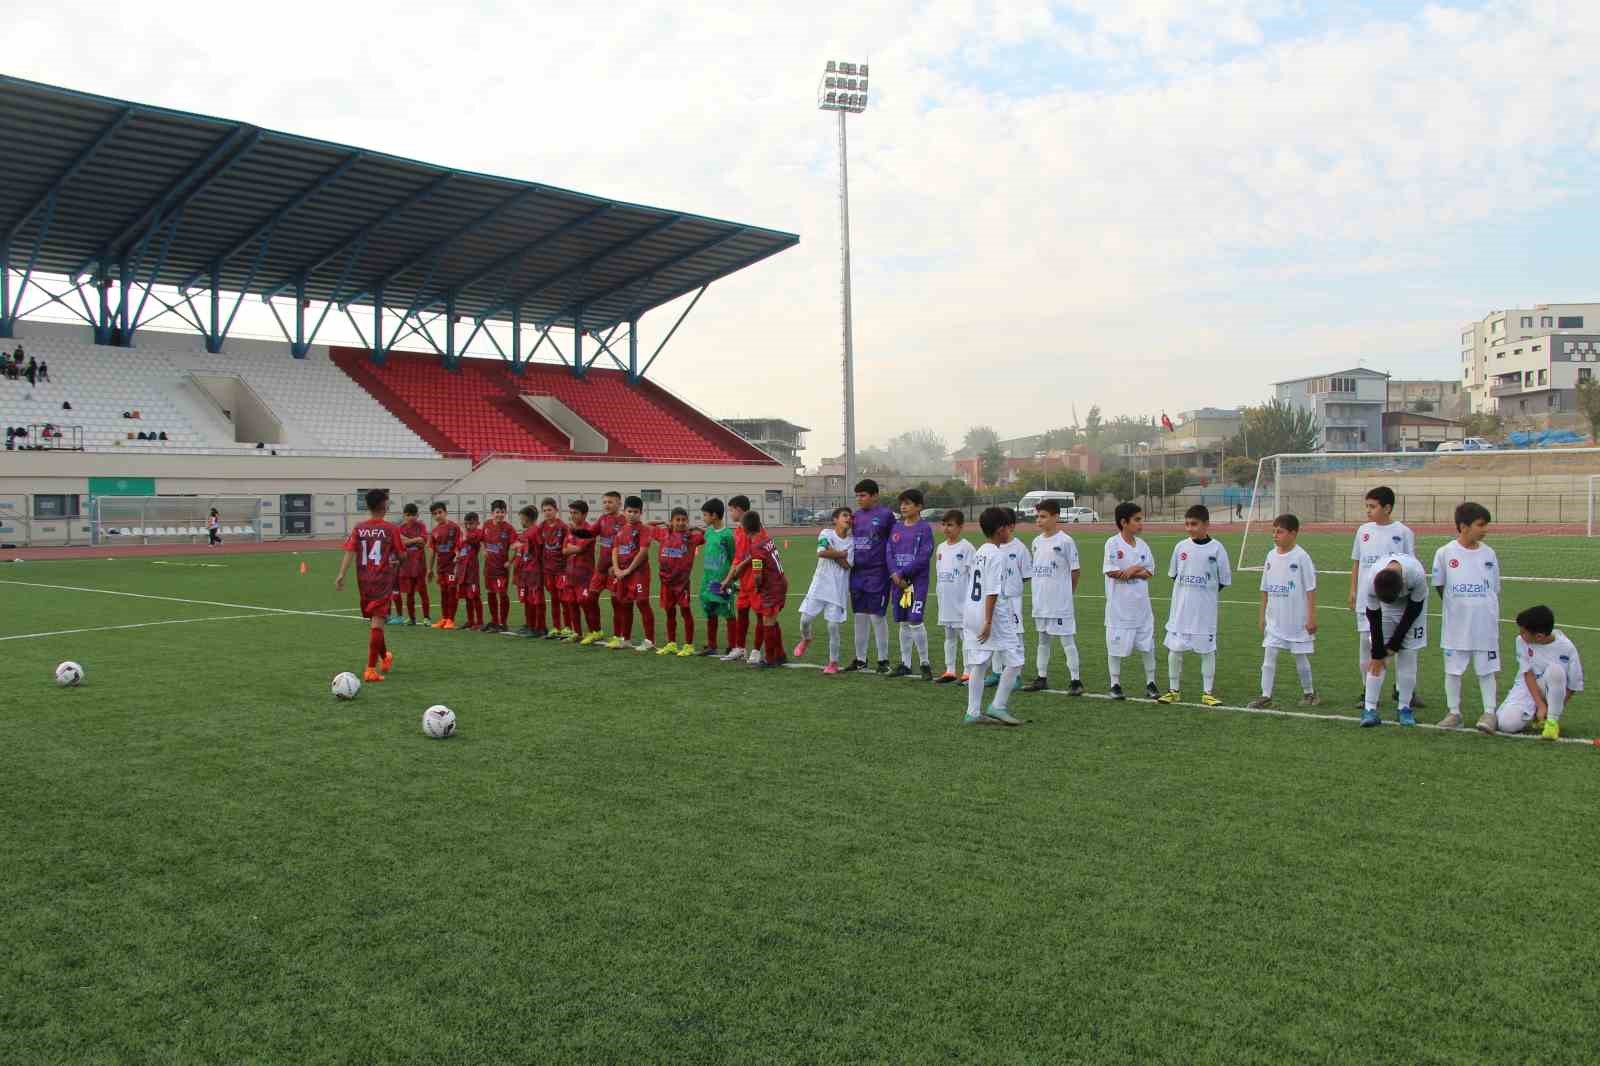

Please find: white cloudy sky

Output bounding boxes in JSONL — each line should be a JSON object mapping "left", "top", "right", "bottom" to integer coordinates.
{"left": 10, "top": 1, "right": 1600, "bottom": 463}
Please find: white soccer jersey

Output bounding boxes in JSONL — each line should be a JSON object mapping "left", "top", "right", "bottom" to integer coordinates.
{"left": 962, "top": 542, "right": 1016, "bottom": 644}
{"left": 1103, "top": 534, "right": 1156, "bottom": 630}
{"left": 1260, "top": 545, "right": 1317, "bottom": 644}
{"left": 1515, "top": 631, "right": 1585, "bottom": 691}
{"left": 1431, "top": 541, "right": 1501, "bottom": 652}
{"left": 1351, "top": 520, "right": 1416, "bottom": 631}
{"left": 1359, "top": 554, "right": 1430, "bottom": 647}
{"left": 1165, "top": 537, "right": 1231, "bottom": 638}
{"left": 1031, "top": 531, "right": 1080, "bottom": 626}
{"left": 935, "top": 540, "right": 974, "bottom": 626}
{"left": 805, "top": 528, "right": 853, "bottom": 609}
{"left": 1002, "top": 540, "right": 1029, "bottom": 628}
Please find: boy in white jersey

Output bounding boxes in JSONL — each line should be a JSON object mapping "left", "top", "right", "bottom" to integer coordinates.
{"left": 1247, "top": 513, "right": 1319, "bottom": 708}
{"left": 933, "top": 509, "right": 973, "bottom": 684}
{"left": 1022, "top": 498, "right": 1083, "bottom": 695}
{"left": 1157, "top": 504, "right": 1232, "bottom": 706}
{"left": 978, "top": 508, "right": 1030, "bottom": 690}
{"left": 1431, "top": 502, "right": 1502, "bottom": 732}
{"left": 960, "top": 507, "right": 1024, "bottom": 726}
{"left": 1492, "top": 605, "right": 1583, "bottom": 738}
{"left": 1358, "top": 554, "right": 1430, "bottom": 727}
{"left": 1348, "top": 485, "right": 1425, "bottom": 710}
{"left": 1103, "top": 501, "right": 1160, "bottom": 700}
{"left": 795, "top": 507, "right": 854, "bottom": 674}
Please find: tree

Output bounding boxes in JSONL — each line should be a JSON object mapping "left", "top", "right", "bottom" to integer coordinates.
{"left": 1578, "top": 379, "right": 1600, "bottom": 443}
{"left": 1461, "top": 411, "right": 1504, "bottom": 439}
{"left": 1090, "top": 469, "right": 1135, "bottom": 501}
{"left": 963, "top": 425, "right": 1000, "bottom": 455}
{"left": 980, "top": 442, "right": 1005, "bottom": 488}
{"left": 884, "top": 429, "right": 948, "bottom": 473}
{"left": 1039, "top": 424, "right": 1080, "bottom": 451}
{"left": 1083, "top": 405, "right": 1103, "bottom": 446}
{"left": 1224, "top": 455, "right": 1257, "bottom": 487}
{"left": 1227, "top": 399, "right": 1320, "bottom": 458}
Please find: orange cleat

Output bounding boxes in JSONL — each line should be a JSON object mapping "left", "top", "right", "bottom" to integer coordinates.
{"left": 381, "top": 651, "right": 394, "bottom": 673}
{"left": 440, "top": 618, "right": 456, "bottom": 630}
{"left": 362, "top": 668, "right": 384, "bottom": 683}
{"left": 431, "top": 618, "right": 447, "bottom": 629}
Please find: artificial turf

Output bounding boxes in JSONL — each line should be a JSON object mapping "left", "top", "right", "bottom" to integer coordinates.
{"left": 2, "top": 529, "right": 1597, "bottom": 1064}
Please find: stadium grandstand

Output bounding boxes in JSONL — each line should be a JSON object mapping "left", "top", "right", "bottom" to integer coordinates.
{"left": 0, "top": 76, "right": 798, "bottom": 546}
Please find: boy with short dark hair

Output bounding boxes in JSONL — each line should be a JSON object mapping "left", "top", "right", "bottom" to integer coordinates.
{"left": 1349, "top": 485, "right": 1424, "bottom": 710}
{"left": 847, "top": 479, "right": 897, "bottom": 673}
{"left": 1492, "top": 605, "right": 1583, "bottom": 738}
{"left": 1431, "top": 502, "right": 1501, "bottom": 732}
{"left": 1249, "top": 513, "right": 1318, "bottom": 709}
{"left": 334, "top": 488, "right": 403, "bottom": 682}
{"left": 741, "top": 510, "right": 789, "bottom": 668}
{"left": 1157, "top": 504, "right": 1231, "bottom": 706}
{"left": 587, "top": 491, "right": 627, "bottom": 645}
{"left": 796, "top": 506, "right": 854, "bottom": 673}
{"left": 719, "top": 496, "right": 759, "bottom": 662}
{"left": 960, "top": 506, "right": 1023, "bottom": 725}
{"left": 609, "top": 495, "right": 657, "bottom": 651}
{"left": 480, "top": 499, "right": 515, "bottom": 632}
{"left": 1358, "top": 552, "right": 1430, "bottom": 727}
{"left": 1103, "top": 501, "right": 1159, "bottom": 700}
{"left": 428, "top": 502, "right": 462, "bottom": 629}
{"left": 889, "top": 488, "right": 936, "bottom": 680}
{"left": 698, "top": 498, "right": 736, "bottom": 655}
{"left": 512, "top": 505, "right": 545, "bottom": 636}
{"left": 562, "top": 500, "right": 601, "bottom": 643}
{"left": 455, "top": 511, "right": 484, "bottom": 629}
{"left": 1024, "top": 498, "right": 1083, "bottom": 695}
{"left": 933, "top": 509, "right": 973, "bottom": 683}
{"left": 652, "top": 507, "right": 704, "bottom": 656}
{"left": 536, "top": 499, "right": 569, "bottom": 639}
{"left": 396, "top": 502, "right": 431, "bottom": 625}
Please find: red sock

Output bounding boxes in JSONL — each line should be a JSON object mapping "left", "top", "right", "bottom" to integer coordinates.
{"left": 680, "top": 607, "right": 695, "bottom": 646}
{"left": 367, "top": 627, "right": 382, "bottom": 668}
{"left": 391, "top": 592, "right": 402, "bottom": 616}
{"left": 765, "top": 620, "right": 784, "bottom": 663}
{"left": 570, "top": 602, "right": 584, "bottom": 638}
{"left": 584, "top": 600, "right": 601, "bottom": 632}
{"left": 523, "top": 600, "right": 536, "bottom": 630}
{"left": 737, "top": 607, "right": 751, "bottom": 649}
{"left": 419, "top": 585, "right": 431, "bottom": 618}
{"left": 707, "top": 615, "right": 719, "bottom": 650}
{"left": 665, "top": 608, "right": 677, "bottom": 644}
{"left": 754, "top": 620, "right": 765, "bottom": 655}
{"left": 611, "top": 602, "right": 624, "bottom": 638}
{"left": 533, "top": 600, "right": 546, "bottom": 630}
{"left": 406, "top": 590, "right": 417, "bottom": 622}
{"left": 442, "top": 587, "right": 455, "bottom": 622}
{"left": 638, "top": 604, "right": 656, "bottom": 644}
{"left": 499, "top": 589, "right": 510, "bottom": 627}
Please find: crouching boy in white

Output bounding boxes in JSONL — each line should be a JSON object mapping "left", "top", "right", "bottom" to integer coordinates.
{"left": 1492, "top": 605, "right": 1583, "bottom": 739}
{"left": 1358, "top": 554, "right": 1429, "bottom": 727}
{"left": 1158, "top": 504, "right": 1232, "bottom": 706}
{"left": 796, "top": 507, "right": 854, "bottom": 672}
{"left": 961, "top": 507, "right": 1025, "bottom": 726}
{"left": 1249, "top": 513, "right": 1318, "bottom": 708}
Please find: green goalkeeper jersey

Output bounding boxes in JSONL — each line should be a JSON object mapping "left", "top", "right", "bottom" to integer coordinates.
{"left": 699, "top": 525, "right": 735, "bottom": 600}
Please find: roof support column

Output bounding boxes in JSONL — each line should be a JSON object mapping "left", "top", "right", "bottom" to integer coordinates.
{"left": 0, "top": 244, "right": 10, "bottom": 338}
{"left": 571, "top": 307, "right": 586, "bottom": 380}
{"left": 444, "top": 292, "right": 457, "bottom": 369}
{"left": 509, "top": 306, "right": 524, "bottom": 376}
{"left": 115, "top": 261, "right": 132, "bottom": 346}
{"left": 291, "top": 278, "right": 309, "bottom": 358}
{"left": 628, "top": 317, "right": 639, "bottom": 383}
{"left": 205, "top": 265, "right": 222, "bottom": 352}
{"left": 95, "top": 264, "right": 114, "bottom": 346}
{"left": 371, "top": 286, "right": 385, "bottom": 366}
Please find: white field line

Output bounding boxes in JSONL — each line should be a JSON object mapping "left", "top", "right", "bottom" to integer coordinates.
{"left": 0, "top": 613, "right": 286, "bottom": 642}
{"left": 0, "top": 580, "right": 364, "bottom": 621}
{"left": 1237, "top": 565, "right": 1600, "bottom": 586}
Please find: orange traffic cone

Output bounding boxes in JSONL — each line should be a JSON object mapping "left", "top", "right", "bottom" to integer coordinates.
{"left": 298, "top": 561, "right": 308, "bottom": 575}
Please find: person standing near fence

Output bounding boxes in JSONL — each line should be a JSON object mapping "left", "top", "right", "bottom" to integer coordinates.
{"left": 207, "top": 508, "right": 221, "bottom": 546}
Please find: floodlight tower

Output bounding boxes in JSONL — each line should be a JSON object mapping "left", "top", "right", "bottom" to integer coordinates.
{"left": 818, "top": 60, "right": 869, "bottom": 498}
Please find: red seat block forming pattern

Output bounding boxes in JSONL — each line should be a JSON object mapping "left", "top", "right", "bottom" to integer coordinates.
{"left": 329, "top": 347, "right": 778, "bottom": 466}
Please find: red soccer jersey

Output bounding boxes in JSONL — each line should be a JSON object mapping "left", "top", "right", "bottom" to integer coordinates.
{"left": 430, "top": 519, "right": 463, "bottom": 569}
{"left": 565, "top": 521, "right": 597, "bottom": 584}
{"left": 398, "top": 518, "right": 428, "bottom": 579}
{"left": 344, "top": 518, "right": 404, "bottom": 608}
{"left": 613, "top": 521, "right": 652, "bottom": 580}
{"left": 748, "top": 530, "right": 785, "bottom": 584}
{"left": 733, "top": 526, "right": 756, "bottom": 593}
{"left": 652, "top": 527, "right": 704, "bottom": 591}
{"left": 454, "top": 527, "right": 483, "bottom": 587}
{"left": 480, "top": 518, "right": 515, "bottom": 578}
{"left": 513, "top": 526, "right": 541, "bottom": 589}
{"left": 591, "top": 512, "right": 626, "bottom": 562}
{"left": 538, "top": 517, "right": 568, "bottom": 575}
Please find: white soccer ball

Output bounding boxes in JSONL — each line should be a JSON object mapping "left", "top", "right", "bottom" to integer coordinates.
{"left": 422, "top": 704, "right": 457, "bottom": 739}
{"left": 331, "top": 671, "right": 361, "bottom": 700}
{"left": 55, "top": 661, "right": 84, "bottom": 687}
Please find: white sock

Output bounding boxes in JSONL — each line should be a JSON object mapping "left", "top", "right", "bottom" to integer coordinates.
{"left": 967, "top": 665, "right": 986, "bottom": 716}
{"left": 800, "top": 611, "right": 816, "bottom": 641}
{"left": 1142, "top": 649, "right": 1157, "bottom": 685}
{"left": 871, "top": 614, "right": 890, "bottom": 662}
{"left": 1261, "top": 647, "right": 1278, "bottom": 698}
{"left": 1168, "top": 650, "right": 1183, "bottom": 690}
{"left": 899, "top": 624, "right": 914, "bottom": 668}
{"left": 1546, "top": 664, "right": 1569, "bottom": 721}
{"left": 911, "top": 624, "right": 929, "bottom": 666}
{"left": 1037, "top": 635, "right": 1053, "bottom": 677}
{"left": 993, "top": 664, "right": 1022, "bottom": 710}
{"left": 944, "top": 630, "right": 960, "bottom": 674}
{"left": 1108, "top": 653, "right": 1121, "bottom": 685}
{"left": 1364, "top": 668, "right": 1385, "bottom": 710}
{"left": 1060, "top": 637, "right": 1081, "bottom": 681}
{"left": 1477, "top": 673, "right": 1497, "bottom": 714}
{"left": 1444, "top": 672, "right": 1463, "bottom": 714}
{"left": 854, "top": 619, "right": 869, "bottom": 662}
{"left": 827, "top": 620, "right": 841, "bottom": 664}
{"left": 1396, "top": 650, "right": 1419, "bottom": 706}
{"left": 1357, "top": 631, "right": 1372, "bottom": 685}
{"left": 1200, "top": 652, "right": 1216, "bottom": 693}
{"left": 1294, "top": 653, "right": 1314, "bottom": 693}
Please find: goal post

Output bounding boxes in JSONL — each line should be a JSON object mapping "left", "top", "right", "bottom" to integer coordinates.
{"left": 92, "top": 495, "right": 263, "bottom": 545}
{"left": 1590, "top": 474, "right": 1600, "bottom": 538}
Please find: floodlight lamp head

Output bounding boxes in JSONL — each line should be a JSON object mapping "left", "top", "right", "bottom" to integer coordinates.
{"left": 818, "top": 59, "right": 871, "bottom": 113}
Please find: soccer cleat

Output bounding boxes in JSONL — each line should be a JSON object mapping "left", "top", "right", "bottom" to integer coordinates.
{"left": 387, "top": 612, "right": 405, "bottom": 625}
{"left": 561, "top": 632, "right": 581, "bottom": 644}
{"left": 1541, "top": 719, "right": 1560, "bottom": 740}
{"left": 697, "top": 644, "right": 719, "bottom": 656}
{"left": 1436, "top": 711, "right": 1463, "bottom": 730}
{"left": 1156, "top": 689, "right": 1180, "bottom": 704}
{"left": 579, "top": 632, "right": 603, "bottom": 646}
{"left": 889, "top": 664, "right": 913, "bottom": 678}
{"left": 841, "top": 658, "right": 865, "bottom": 672}
{"left": 1360, "top": 709, "right": 1380, "bottom": 727}
{"left": 793, "top": 638, "right": 812, "bottom": 658}
{"left": 1299, "top": 692, "right": 1320, "bottom": 707}
{"left": 1201, "top": 692, "right": 1222, "bottom": 707}
{"left": 513, "top": 626, "right": 536, "bottom": 637}
{"left": 1145, "top": 682, "right": 1161, "bottom": 700}
{"left": 959, "top": 673, "right": 971, "bottom": 684}
{"left": 1067, "top": 679, "right": 1085, "bottom": 697}
{"left": 877, "top": 660, "right": 891, "bottom": 675}
{"left": 604, "top": 636, "right": 626, "bottom": 651}
{"left": 420, "top": 617, "right": 431, "bottom": 626}
{"left": 1022, "top": 676, "right": 1048, "bottom": 693}
{"left": 431, "top": 619, "right": 448, "bottom": 629}
{"left": 1110, "top": 683, "right": 1125, "bottom": 701}
{"left": 406, "top": 618, "right": 417, "bottom": 626}
{"left": 633, "top": 640, "right": 655, "bottom": 653}
{"left": 749, "top": 650, "right": 765, "bottom": 666}
{"left": 721, "top": 647, "right": 747, "bottom": 663}
{"left": 656, "top": 642, "right": 679, "bottom": 656}
{"left": 1246, "top": 696, "right": 1274, "bottom": 709}
{"left": 439, "top": 619, "right": 456, "bottom": 630}
{"left": 1475, "top": 712, "right": 1498, "bottom": 734}
{"left": 961, "top": 712, "right": 997, "bottom": 726}
{"left": 934, "top": 671, "right": 958, "bottom": 685}
{"left": 1409, "top": 693, "right": 1427, "bottom": 710}
{"left": 1353, "top": 695, "right": 1367, "bottom": 711}
{"left": 822, "top": 661, "right": 841, "bottom": 675}
{"left": 381, "top": 651, "right": 394, "bottom": 674}
{"left": 986, "top": 706, "right": 1022, "bottom": 726}
{"left": 920, "top": 665, "right": 934, "bottom": 682}
{"left": 676, "top": 645, "right": 696, "bottom": 658}
{"left": 984, "top": 672, "right": 1000, "bottom": 689}
{"left": 1398, "top": 707, "right": 1416, "bottom": 727}
{"left": 361, "top": 668, "right": 384, "bottom": 683}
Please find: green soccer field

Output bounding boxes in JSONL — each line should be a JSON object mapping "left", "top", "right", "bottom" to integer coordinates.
{"left": 4, "top": 530, "right": 1599, "bottom": 1064}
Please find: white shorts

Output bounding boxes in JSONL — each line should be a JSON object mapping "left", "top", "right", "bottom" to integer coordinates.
{"left": 1495, "top": 684, "right": 1537, "bottom": 733}
{"left": 1033, "top": 615, "right": 1077, "bottom": 638}
{"left": 1009, "top": 602, "right": 1027, "bottom": 634}
{"left": 1106, "top": 621, "right": 1155, "bottom": 657}
{"left": 1164, "top": 630, "right": 1217, "bottom": 654}
{"left": 1263, "top": 635, "right": 1315, "bottom": 655}
{"left": 963, "top": 642, "right": 1026, "bottom": 670}
{"left": 940, "top": 621, "right": 963, "bottom": 633}
{"left": 1365, "top": 616, "right": 1427, "bottom": 653}
{"left": 798, "top": 595, "right": 846, "bottom": 625}
{"left": 1443, "top": 648, "right": 1501, "bottom": 676}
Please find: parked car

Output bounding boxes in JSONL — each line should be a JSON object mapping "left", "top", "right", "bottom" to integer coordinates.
{"left": 1063, "top": 506, "right": 1100, "bottom": 523}
{"left": 1436, "top": 437, "right": 1496, "bottom": 453}
{"left": 790, "top": 507, "right": 822, "bottom": 525}
{"left": 1016, "top": 490, "right": 1076, "bottom": 520}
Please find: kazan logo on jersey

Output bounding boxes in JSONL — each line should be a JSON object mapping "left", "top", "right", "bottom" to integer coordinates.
{"left": 1391, "top": 534, "right": 1401, "bottom": 543}
{"left": 1288, "top": 562, "right": 1298, "bottom": 570}
{"left": 1484, "top": 560, "right": 1495, "bottom": 569}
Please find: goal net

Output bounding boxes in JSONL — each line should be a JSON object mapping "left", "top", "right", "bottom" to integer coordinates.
{"left": 1238, "top": 448, "right": 1600, "bottom": 583}
{"left": 93, "top": 495, "right": 263, "bottom": 545}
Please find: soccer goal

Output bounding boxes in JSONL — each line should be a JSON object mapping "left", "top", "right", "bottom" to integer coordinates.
{"left": 1238, "top": 448, "right": 1600, "bottom": 583}
{"left": 93, "top": 495, "right": 263, "bottom": 545}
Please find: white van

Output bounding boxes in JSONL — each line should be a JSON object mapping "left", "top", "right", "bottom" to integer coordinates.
{"left": 1017, "top": 490, "right": 1075, "bottom": 520}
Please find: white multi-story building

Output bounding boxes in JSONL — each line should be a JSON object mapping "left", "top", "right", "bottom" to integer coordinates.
{"left": 1461, "top": 303, "right": 1600, "bottom": 413}
{"left": 1481, "top": 334, "right": 1600, "bottom": 420}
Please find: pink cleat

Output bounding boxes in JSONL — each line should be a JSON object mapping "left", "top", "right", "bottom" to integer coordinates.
{"left": 821, "top": 661, "right": 840, "bottom": 675}
{"left": 793, "top": 639, "right": 811, "bottom": 658}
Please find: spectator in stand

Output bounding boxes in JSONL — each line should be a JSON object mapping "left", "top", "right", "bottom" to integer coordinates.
{"left": 37, "top": 360, "right": 48, "bottom": 382}
{"left": 24, "top": 356, "right": 36, "bottom": 386}
{"left": 61, "top": 401, "right": 71, "bottom": 411}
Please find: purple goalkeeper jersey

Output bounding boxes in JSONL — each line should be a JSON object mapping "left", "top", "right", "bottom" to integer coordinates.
{"left": 851, "top": 504, "right": 897, "bottom": 581}
{"left": 888, "top": 519, "right": 935, "bottom": 589}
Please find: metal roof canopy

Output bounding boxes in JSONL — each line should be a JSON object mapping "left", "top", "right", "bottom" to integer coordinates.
{"left": 0, "top": 75, "right": 798, "bottom": 375}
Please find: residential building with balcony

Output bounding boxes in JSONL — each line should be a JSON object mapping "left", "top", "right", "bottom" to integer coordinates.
{"left": 1273, "top": 368, "right": 1388, "bottom": 452}
{"left": 1460, "top": 303, "right": 1600, "bottom": 413}
{"left": 1483, "top": 333, "right": 1600, "bottom": 420}
{"left": 1148, "top": 407, "right": 1242, "bottom": 482}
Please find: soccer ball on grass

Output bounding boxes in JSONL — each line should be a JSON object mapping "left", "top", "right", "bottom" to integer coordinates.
{"left": 331, "top": 672, "right": 361, "bottom": 700}
{"left": 55, "top": 661, "right": 84, "bottom": 687}
{"left": 422, "top": 705, "right": 457, "bottom": 739}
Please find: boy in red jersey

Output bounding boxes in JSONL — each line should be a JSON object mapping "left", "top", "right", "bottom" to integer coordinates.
{"left": 652, "top": 507, "right": 704, "bottom": 657}
{"left": 718, "top": 496, "right": 762, "bottom": 663}
{"left": 741, "top": 510, "right": 789, "bottom": 668}
{"left": 589, "top": 490, "right": 627, "bottom": 642}
{"left": 455, "top": 512, "right": 484, "bottom": 629}
{"left": 334, "top": 488, "right": 404, "bottom": 682}
{"left": 562, "top": 499, "right": 601, "bottom": 643}
{"left": 428, "top": 501, "right": 462, "bottom": 629}
{"left": 512, "top": 504, "right": 545, "bottom": 637}
{"left": 479, "top": 499, "right": 515, "bottom": 633}
{"left": 536, "top": 498, "right": 570, "bottom": 639}
{"left": 606, "top": 495, "right": 657, "bottom": 651}
{"left": 396, "top": 503, "right": 431, "bottom": 625}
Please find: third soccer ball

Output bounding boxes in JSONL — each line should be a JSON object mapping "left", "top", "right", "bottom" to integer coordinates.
{"left": 422, "top": 705, "right": 457, "bottom": 739}
{"left": 331, "top": 671, "right": 361, "bottom": 700}
{"left": 55, "top": 661, "right": 84, "bottom": 687}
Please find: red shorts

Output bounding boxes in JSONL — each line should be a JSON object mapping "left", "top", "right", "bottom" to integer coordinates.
{"left": 758, "top": 577, "right": 788, "bottom": 616}
{"left": 485, "top": 573, "right": 508, "bottom": 594}
{"left": 517, "top": 580, "right": 543, "bottom": 604}
{"left": 457, "top": 581, "right": 480, "bottom": 600}
{"left": 399, "top": 575, "right": 421, "bottom": 594}
{"left": 357, "top": 579, "right": 395, "bottom": 619}
{"left": 564, "top": 576, "right": 594, "bottom": 605}
{"left": 435, "top": 563, "right": 456, "bottom": 589}
{"left": 615, "top": 571, "right": 651, "bottom": 603}
{"left": 659, "top": 582, "right": 691, "bottom": 611}
{"left": 589, "top": 571, "right": 610, "bottom": 594}
{"left": 736, "top": 583, "right": 757, "bottom": 611}
{"left": 543, "top": 573, "right": 564, "bottom": 598}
